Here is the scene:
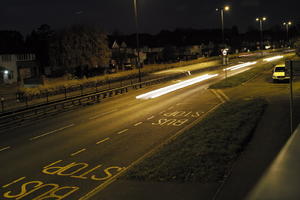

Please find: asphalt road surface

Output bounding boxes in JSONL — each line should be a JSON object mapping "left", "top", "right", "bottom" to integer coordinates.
{"left": 0, "top": 53, "right": 289, "bottom": 200}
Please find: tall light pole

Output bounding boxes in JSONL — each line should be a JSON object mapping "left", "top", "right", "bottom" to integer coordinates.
{"left": 283, "top": 21, "right": 292, "bottom": 47}
{"left": 216, "top": 6, "right": 230, "bottom": 47}
{"left": 133, "top": 0, "right": 142, "bottom": 83}
{"left": 256, "top": 17, "right": 267, "bottom": 51}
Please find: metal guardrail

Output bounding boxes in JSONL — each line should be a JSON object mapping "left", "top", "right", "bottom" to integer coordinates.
{"left": 0, "top": 73, "right": 186, "bottom": 130}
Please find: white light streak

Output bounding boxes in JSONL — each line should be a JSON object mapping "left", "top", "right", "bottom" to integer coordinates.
{"left": 224, "top": 62, "right": 257, "bottom": 71}
{"left": 263, "top": 55, "right": 284, "bottom": 62}
{"left": 136, "top": 74, "right": 218, "bottom": 100}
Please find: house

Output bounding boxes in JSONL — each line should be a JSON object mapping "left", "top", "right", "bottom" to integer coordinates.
{"left": 0, "top": 53, "right": 38, "bottom": 84}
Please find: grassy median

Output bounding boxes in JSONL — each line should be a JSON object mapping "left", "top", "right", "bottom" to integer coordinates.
{"left": 125, "top": 98, "right": 267, "bottom": 183}
{"left": 209, "top": 63, "right": 275, "bottom": 89}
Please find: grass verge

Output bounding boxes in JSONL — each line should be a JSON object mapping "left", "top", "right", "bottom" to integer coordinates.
{"left": 125, "top": 98, "right": 267, "bottom": 183}
{"left": 209, "top": 63, "right": 275, "bottom": 89}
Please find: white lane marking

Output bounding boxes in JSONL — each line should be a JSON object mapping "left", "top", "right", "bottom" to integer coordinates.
{"left": 168, "top": 106, "right": 174, "bottom": 110}
{"left": 89, "top": 109, "right": 118, "bottom": 120}
{"left": 147, "top": 116, "right": 155, "bottom": 120}
{"left": 0, "top": 146, "right": 10, "bottom": 152}
{"left": 71, "top": 148, "right": 86, "bottom": 156}
{"left": 96, "top": 137, "right": 110, "bottom": 145}
{"left": 30, "top": 124, "right": 74, "bottom": 141}
{"left": 134, "top": 122, "right": 143, "bottom": 127}
{"left": 117, "top": 129, "right": 129, "bottom": 135}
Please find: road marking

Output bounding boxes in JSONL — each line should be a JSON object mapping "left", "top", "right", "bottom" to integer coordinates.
{"left": 217, "top": 89, "right": 230, "bottom": 101}
{"left": 89, "top": 109, "right": 118, "bottom": 120}
{"left": 71, "top": 149, "right": 86, "bottom": 157}
{"left": 168, "top": 106, "right": 174, "bottom": 110}
{"left": 96, "top": 137, "right": 110, "bottom": 145}
{"left": 211, "top": 89, "right": 226, "bottom": 103}
{"left": 0, "top": 146, "right": 10, "bottom": 152}
{"left": 134, "top": 122, "right": 143, "bottom": 127}
{"left": 2, "top": 177, "right": 26, "bottom": 188}
{"left": 79, "top": 102, "right": 224, "bottom": 200}
{"left": 159, "top": 111, "right": 165, "bottom": 114}
{"left": 30, "top": 124, "right": 74, "bottom": 141}
{"left": 147, "top": 116, "right": 155, "bottom": 120}
{"left": 117, "top": 129, "right": 129, "bottom": 135}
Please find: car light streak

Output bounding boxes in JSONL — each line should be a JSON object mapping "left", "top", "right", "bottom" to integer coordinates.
{"left": 136, "top": 74, "right": 218, "bottom": 100}
{"left": 224, "top": 62, "right": 257, "bottom": 71}
{"left": 263, "top": 55, "right": 284, "bottom": 62}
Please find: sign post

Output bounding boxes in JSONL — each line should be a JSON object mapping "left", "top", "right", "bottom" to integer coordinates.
{"left": 285, "top": 60, "right": 300, "bottom": 134}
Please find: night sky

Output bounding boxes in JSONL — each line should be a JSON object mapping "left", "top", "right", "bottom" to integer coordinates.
{"left": 1, "top": 0, "right": 299, "bottom": 35}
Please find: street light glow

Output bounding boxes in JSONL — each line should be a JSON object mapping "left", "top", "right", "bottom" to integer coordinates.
{"left": 263, "top": 55, "right": 284, "bottom": 62}
{"left": 136, "top": 74, "right": 218, "bottom": 100}
{"left": 224, "top": 6, "right": 230, "bottom": 11}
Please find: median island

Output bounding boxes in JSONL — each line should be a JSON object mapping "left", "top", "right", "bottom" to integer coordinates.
{"left": 125, "top": 98, "right": 267, "bottom": 183}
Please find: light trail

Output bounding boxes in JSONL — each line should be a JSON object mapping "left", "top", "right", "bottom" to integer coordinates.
{"left": 263, "top": 55, "right": 284, "bottom": 62}
{"left": 136, "top": 74, "right": 218, "bottom": 100}
{"left": 224, "top": 62, "right": 257, "bottom": 71}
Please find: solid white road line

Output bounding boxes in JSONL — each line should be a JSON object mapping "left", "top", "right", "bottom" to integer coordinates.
{"left": 117, "top": 129, "right": 129, "bottom": 135}
{"left": 71, "top": 148, "right": 86, "bottom": 157}
{"left": 30, "top": 124, "right": 74, "bottom": 141}
{"left": 96, "top": 137, "right": 110, "bottom": 145}
{"left": 0, "top": 146, "right": 10, "bottom": 152}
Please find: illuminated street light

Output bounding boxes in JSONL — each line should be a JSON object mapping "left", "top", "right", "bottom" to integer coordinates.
{"left": 133, "top": 0, "right": 142, "bottom": 83}
{"left": 283, "top": 21, "right": 292, "bottom": 46}
{"left": 256, "top": 17, "right": 267, "bottom": 52}
{"left": 216, "top": 5, "right": 230, "bottom": 47}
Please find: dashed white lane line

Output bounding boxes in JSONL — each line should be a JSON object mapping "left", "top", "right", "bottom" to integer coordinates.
{"left": 147, "top": 116, "right": 155, "bottom": 120}
{"left": 30, "top": 124, "right": 75, "bottom": 141}
{"left": 117, "top": 129, "right": 129, "bottom": 135}
{"left": 89, "top": 109, "right": 118, "bottom": 120}
{"left": 71, "top": 148, "right": 86, "bottom": 157}
{"left": 134, "top": 122, "right": 143, "bottom": 127}
{"left": 0, "top": 146, "right": 10, "bottom": 152}
{"left": 96, "top": 137, "right": 110, "bottom": 145}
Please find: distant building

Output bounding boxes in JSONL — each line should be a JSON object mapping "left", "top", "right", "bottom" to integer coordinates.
{"left": 0, "top": 53, "right": 38, "bottom": 84}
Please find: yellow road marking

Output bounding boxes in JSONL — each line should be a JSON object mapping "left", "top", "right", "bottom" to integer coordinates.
{"left": 30, "top": 124, "right": 74, "bottom": 140}
{"left": 96, "top": 138, "right": 110, "bottom": 145}
{"left": 217, "top": 89, "right": 230, "bottom": 101}
{"left": 0, "top": 146, "right": 10, "bottom": 152}
{"left": 134, "top": 122, "right": 143, "bottom": 127}
{"left": 2, "top": 177, "right": 26, "bottom": 188}
{"left": 117, "top": 129, "right": 128, "bottom": 135}
{"left": 71, "top": 149, "right": 86, "bottom": 157}
{"left": 147, "top": 116, "right": 155, "bottom": 120}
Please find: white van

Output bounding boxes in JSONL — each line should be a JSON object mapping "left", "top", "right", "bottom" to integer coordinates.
{"left": 272, "top": 64, "right": 290, "bottom": 82}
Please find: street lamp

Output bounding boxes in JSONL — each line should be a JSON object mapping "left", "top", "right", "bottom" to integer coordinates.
{"left": 256, "top": 17, "right": 267, "bottom": 51}
{"left": 283, "top": 21, "right": 292, "bottom": 47}
{"left": 133, "top": 0, "right": 142, "bottom": 83}
{"left": 216, "top": 5, "right": 230, "bottom": 47}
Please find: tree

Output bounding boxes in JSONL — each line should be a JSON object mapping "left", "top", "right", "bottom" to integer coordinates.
{"left": 49, "top": 25, "right": 111, "bottom": 76}
{"left": 0, "top": 31, "right": 25, "bottom": 53}
{"left": 26, "top": 24, "right": 54, "bottom": 73}
{"left": 162, "top": 45, "right": 178, "bottom": 62}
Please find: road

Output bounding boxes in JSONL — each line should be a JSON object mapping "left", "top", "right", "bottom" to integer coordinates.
{"left": 0, "top": 53, "right": 290, "bottom": 200}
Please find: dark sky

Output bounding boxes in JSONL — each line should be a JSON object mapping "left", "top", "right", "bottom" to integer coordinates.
{"left": 1, "top": 0, "right": 299, "bottom": 35}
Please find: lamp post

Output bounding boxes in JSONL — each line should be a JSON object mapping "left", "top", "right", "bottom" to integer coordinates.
{"left": 283, "top": 21, "right": 292, "bottom": 47}
{"left": 133, "top": 0, "right": 142, "bottom": 84}
{"left": 216, "top": 6, "right": 230, "bottom": 47}
{"left": 256, "top": 17, "right": 267, "bottom": 51}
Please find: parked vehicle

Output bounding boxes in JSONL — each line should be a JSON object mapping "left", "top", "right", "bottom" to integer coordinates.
{"left": 272, "top": 64, "right": 290, "bottom": 83}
